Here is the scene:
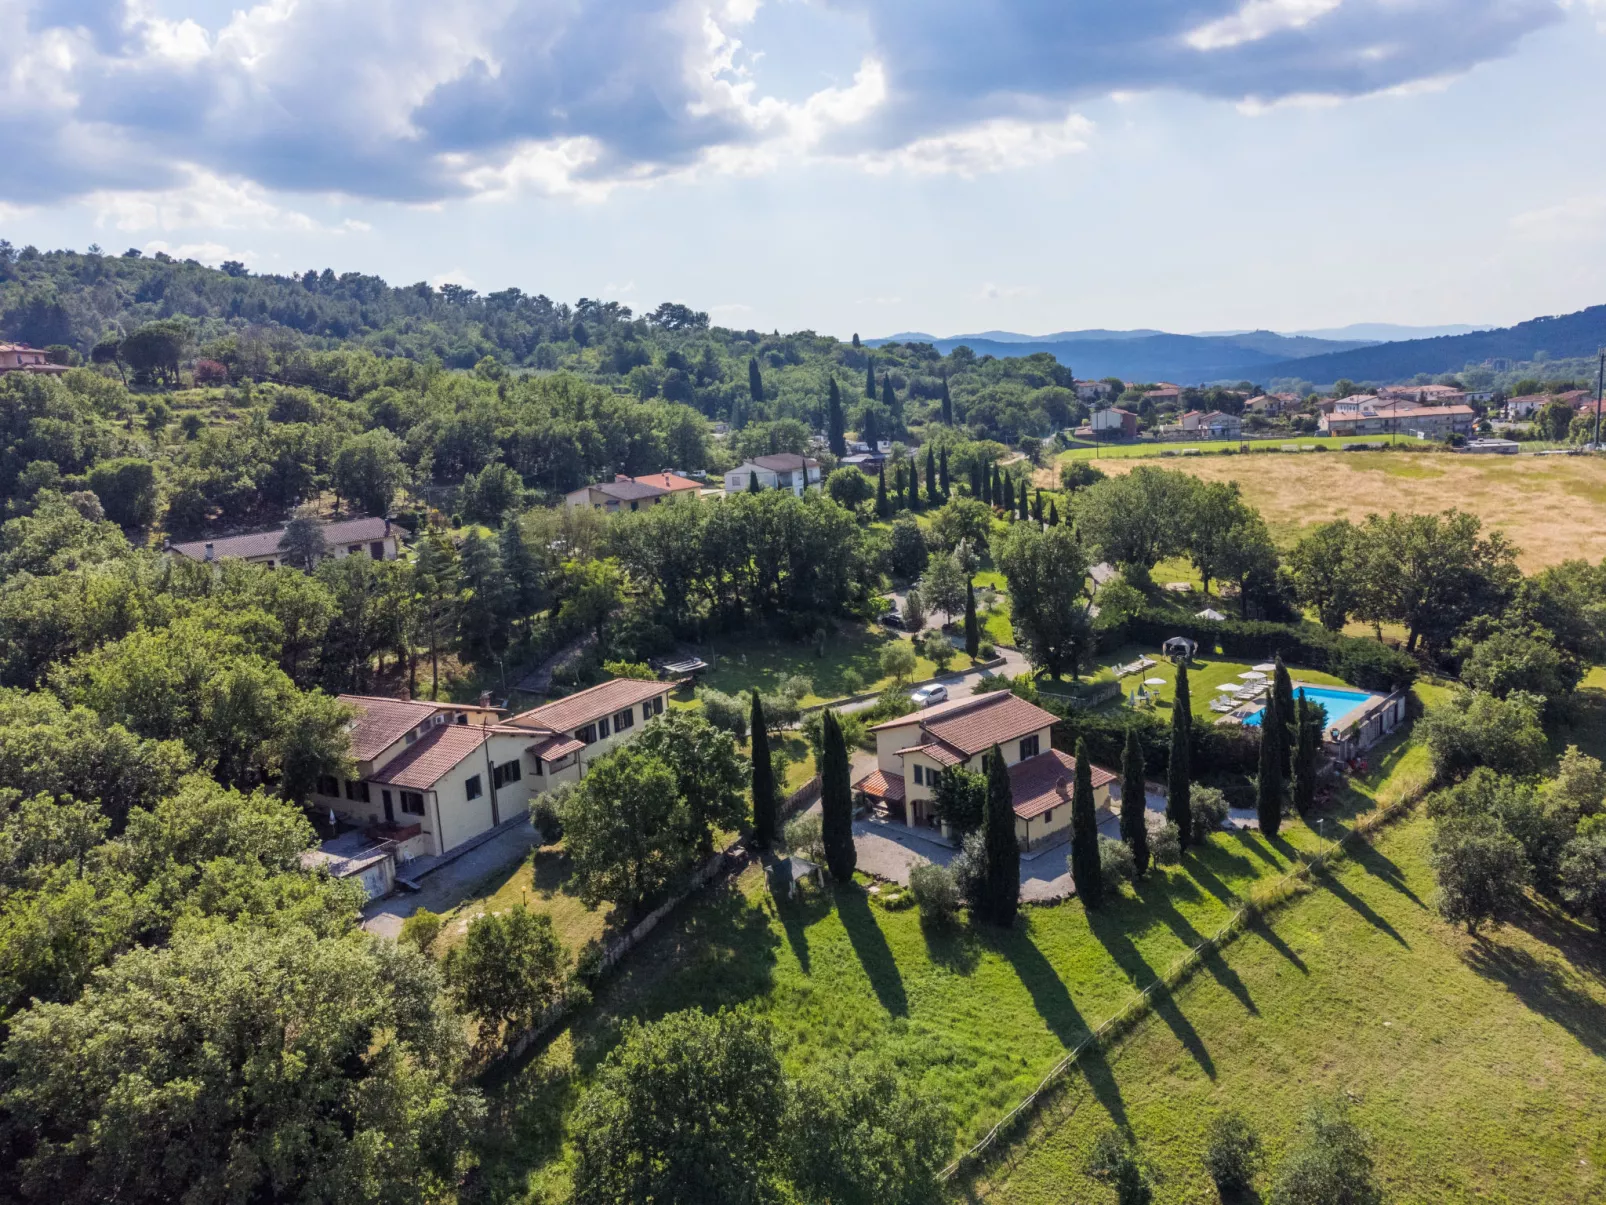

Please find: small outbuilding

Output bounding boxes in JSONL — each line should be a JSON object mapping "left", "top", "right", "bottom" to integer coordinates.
{"left": 767, "top": 855, "right": 821, "bottom": 899}
{"left": 1162, "top": 636, "right": 1198, "bottom": 661}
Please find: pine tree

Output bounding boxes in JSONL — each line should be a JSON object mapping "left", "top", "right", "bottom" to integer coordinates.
{"left": 827, "top": 378, "right": 847, "bottom": 457}
{"left": 875, "top": 463, "right": 890, "bottom": 518}
{"left": 1120, "top": 726, "right": 1150, "bottom": 877}
{"left": 1272, "top": 655, "right": 1295, "bottom": 778}
{"left": 865, "top": 357, "right": 876, "bottom": 399}
{"left": 1168, "top": 662, "right": 1193, "bottom": 848}
{"left": 982, "top": 744, "right": 1020, "bottom": 926}
{"left": 750, "top": 692, "right": 778, "bottom": 848}
{"left": 820, "top": 709, "right": 857, "bottom": 880}
{"left": 964, "top": 580, "right": 980, "bottom": 661}
{"left": 456, "top": 529, "right": 509, "bottom": 665}
{"left": 940, "top": 376, "right": 953, "bottom": 425}
{"left": 748, "top": 357, "right": 764, "bottom": 405}
{"left": 1048, "top": 500, "right": 1059, "bottom": 526}
{"left": 926, "top": 447, "right": 939, "bottom": 506}
{"left": 939, "top": 447, "right": 950, "bottom": 497}
{"left": 1292, "top": 692, "right": 1319, "bottom": 817}
{"left": 499, "top": 518, "right": 545, "bottom": 635}
{"left": 1033, "top": 489, "right": 1044, "bottom": 524}
{"left": 1070, "top": 738, "right": 1103, "bottom": 908}
{"left": 1257, "top": 695, "right": 1283, "bottom": 838}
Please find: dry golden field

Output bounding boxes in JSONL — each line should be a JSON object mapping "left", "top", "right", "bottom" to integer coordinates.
{"left": 1069, "top": 451, "right": 1606, "bottom": 570}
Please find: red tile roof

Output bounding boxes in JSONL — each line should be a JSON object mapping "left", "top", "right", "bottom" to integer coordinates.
{"left": 529, "top": 734, "right": 585, "bottom": 761}
{"left": 895, "top": 740, "right": 965, "bottom": 767}
{"left": 370, "top": 724, "right": 490, "bottom": 789}
{"left": 873, "top": 691, "right": 1056, "bottom": 757}
{"left": 1009, "top": 750, "right": 1116, "bottom": 821}
{"left": 509, "top": 678, "right": 668, "bottom": 734}
{"left": 170, "top": 516, "right": 392, "bottom": 562}
{"left": 625, "top": 472, "right": 701, "bottom": 492}
{"left": 854, "top": 768, "right": 906, "bottom": 802}
{"left": 341, "top": 695, "right": 453, "bottom": 762}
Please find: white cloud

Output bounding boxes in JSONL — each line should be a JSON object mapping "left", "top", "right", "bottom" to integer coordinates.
{"left": 978, "top": 282, "right": 1034, "bottom": 301}
{"left": 1511, "top": 193, "right": 1606, "bottom": 241}
{"left": 1187, "top": 0, "right": 1343, "bottom": 52}
{"left": 431, "top": 267, "right": 477, "bottom": 289}
{"left": 858, "top": 113, "right": 1093, "bottom": 178}
{"left": 86, "top": 167, "right": 363, "bottom": 234}
{"left": 141, "top": 239, "right": 257, "bottom": 266}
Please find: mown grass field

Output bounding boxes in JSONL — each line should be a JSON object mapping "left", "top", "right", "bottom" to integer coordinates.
{"left": 683, "top": 623, "right": 952, "bottom": 706}
{"left": 961, "top": 811, "right": 1606, "bottom": 1205}
{"left": 472, "top": 728, "right": 1432, "bottom": 1202}
{"left": 1072, "top": 449, "right": 1606, "bottom": 570}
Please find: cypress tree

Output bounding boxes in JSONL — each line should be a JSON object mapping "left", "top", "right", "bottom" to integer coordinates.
{"left": 964, "top": 580, "right": 980, "bottom": 661}
{"left": 1167, "top": 662, "right": 1193, "bottom": 848}
{"left": 1292, "top": 691, "right": 1319, "bottom": 817}
{"left": 865, "top": 356, "right": 876, "bottom": 399}
{"left": 1120, "top": 726, "right": 1150, "bottom": 878}
{"left": 1018, "top": 480, "right": 1029, "bottom": 521}
{"left": 827, "top": 378, "right": 846, "bottom": 457}
{"left": 750, "top": 692, "right": 777, "bottom": 848}
{"left": 747, "top": 469, "right": 761, "bottom": 493}
{"left": 852, "top": 332, "right": 861, "bottom": 348}
{"left": 730, "top": 398, "right": 743, "bottom": 430}
{"left": 1272, "top": 655, "right": 1295, "bottom": 778}
{"left": 926, "top": 447, "right": 939, "bottom": 506}
{"left": 980, "top": 464, "right": 992, "bottom": 506}
{"left": 968, "top": 462, "right": 980, "bottom": 498}
{"left": 863, "top": 408, "right": 881, "bottom": 450}
{"left": 908, "top": 460, "right": 921, "bottom": 512}
{"left": 820, "top": 710, "right": 857, "bottom": 880}
{"left": 1257, "top": 695, "right": 1283, "bottom": 838}
{"left": 982, "top": 744, "right": 1020, "bottom": 926}
{"left": 1070, "top": 738, "right": 1103, "bottom": 908}
{"left": 748, "top": 357, "right": 764, "bottom": 405}
{"left": 881, "top": 373, "right": 898, "bottom": 418}
{"left": 939, "top": 447, "right": 950, "bottom": 497}
{"left": 1033, "top": 489, "right": 1044, "bottom": 524}
{"left": 991, "top": 466, "right": 1003, "bottom": 507}
{"left": 1048, "top": 499, "right": 1060, "bottom": 526}
{"left": 940, "top": 376, "right": 954, "bottom": 425}
{"left": 875, "top": 463, "right": 890, "bottom": 518}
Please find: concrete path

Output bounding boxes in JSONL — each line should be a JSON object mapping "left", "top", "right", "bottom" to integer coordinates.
{"left": 361, "top": 822, "right": 540, "bottom": 938}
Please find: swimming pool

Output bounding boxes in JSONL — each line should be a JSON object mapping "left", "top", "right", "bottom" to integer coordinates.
{"left": 1241, "top": 685, "right": 1375, "bottom": 731}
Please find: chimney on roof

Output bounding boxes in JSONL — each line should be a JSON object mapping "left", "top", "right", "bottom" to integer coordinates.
{"left": 399, "top": 685, "right": 410, "bottom": 701}
{"left": 1056, "top": 777, "right": 1071, "bottom": 802}
{"left": 478, "top": 690, "right": 492, "bottom": 709}
{"left": 203, "top": 542, "right": 215, "bottom": 562}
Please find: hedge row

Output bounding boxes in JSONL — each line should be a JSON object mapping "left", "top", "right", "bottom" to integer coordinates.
{"left": 1115, "top": 609, "right": 1417, "bottom": 693}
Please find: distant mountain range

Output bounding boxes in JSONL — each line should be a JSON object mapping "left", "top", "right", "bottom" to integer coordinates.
{"left": 870, "top": 311, "right": 1599, "bottom": 385}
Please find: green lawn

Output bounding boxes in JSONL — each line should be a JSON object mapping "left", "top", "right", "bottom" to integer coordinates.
{"left": 433, "top": 846, "right": 615, "bottom": 964}
{"left": 972, "top": 571, "right": 1016, "bottom": 647}
{"left": 687, "top": 624, "right": 959, "bottom": 706}
{"left": 1086, "top": 644, "right": 1354, "bottom": 723}
{"left": 964, "top": 810, "right": 1606, "bottom": 1204}
{"left": 472, "top": 725, "right": 1430, "bottom": 1202}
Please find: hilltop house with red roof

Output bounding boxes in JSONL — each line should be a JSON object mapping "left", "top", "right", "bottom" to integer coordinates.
{"left": 854, "top": 691, "right": 1115, "bottom": 850}
{"left": 564, "top": 472, "right": 702, "bottom": 512}
{"left": 308, "top": 677, "right": 671, "bottom": 892}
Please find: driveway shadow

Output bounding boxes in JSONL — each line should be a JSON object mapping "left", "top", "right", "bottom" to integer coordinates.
{"left": 836, "top": 885, "right": 909, "bottom": 1016}
{"left": 995, "top": 920, "right": 1130, "bottom": 1129}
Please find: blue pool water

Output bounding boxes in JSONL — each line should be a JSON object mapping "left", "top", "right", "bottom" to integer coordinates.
{"left": 1242, "top": 686, "right": 1374, "bottom": 730}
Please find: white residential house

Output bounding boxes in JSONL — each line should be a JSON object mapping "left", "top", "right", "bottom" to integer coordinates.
{"left": 723, "top": 453, "right": 823, "bottom": 495}
{"left": 853, "top": 691, "right": 1116, "bottom": 850}
{"left": 169, "top": 516, "right": 401, "bottom": 570}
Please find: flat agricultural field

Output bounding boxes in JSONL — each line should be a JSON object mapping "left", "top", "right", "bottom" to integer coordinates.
{"left": 1068, "top": 451, "right": 1606, "bottom": 570}
{"left": 961, "top": 812, "right": 1606, "bottom": 1205}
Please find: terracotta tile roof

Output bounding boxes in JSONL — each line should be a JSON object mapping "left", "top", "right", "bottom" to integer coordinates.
{"left": 902, "top": 691, "right": 1058, "bottom": 757}
{"left": 894, "top": 740, "right": 965, "bottom": 767}
{"left": 529, "top": 734, "right": 585, "bottom": 761}
{"left": 1009, "top": 750, "right": 1116, "bottom": 821}
{"left": 370, "top": 724, "right": 492, "bottom": 790}
{"left": 590, "top": 480, "right": 666, "bottom": 502}
{"left": 509, "top": 678, "right": 668, "bottom": 734}
{"left": 854, "top": 768, "right": 906, "bottom": 802}
{"left": 170, "top": 516, "right": 392, "bottom": 562}
{"left": 626, "top": 472, "right": 701, "bottom": 492}
{"left": 341, "top": 695, "right": 453, "bottom": 762}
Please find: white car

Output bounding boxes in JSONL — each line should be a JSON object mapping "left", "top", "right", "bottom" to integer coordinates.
{"left": 910, "top": 684, "right": 948, "bottom": 707}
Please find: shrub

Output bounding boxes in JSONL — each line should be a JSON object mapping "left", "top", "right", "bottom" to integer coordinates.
{"left": 697, "top": 687, "right": 750, "bottom": 740}
{"left": 603, "top": 658, "right": 655, "bottom": 680}
{"left": 575, "top": 937, "right": 607, "bottom": 986}
{"left": 1204, "top": 1111, "right": 1264, "bottom": 1194}
{"left": 1085, "top": 1128, "right": 1152, "bottom": 1205}
{"left": 1268, "top": 1098, "right": 1383, "bottom": 1205}
{"left": 1430, "top": 813, "right": 1529, "bottom": 935}
{"left": 529, "top": 784, "right": 571, "bottom": 843}
{"left": 874, "top": 886, "right": 915, "bottom": 911}
{"left": 909, "top": 862, "right": 962, "bottom": 924}
{"left": 783, "top": 813, "right": 825, "bottom": 862}
{"left": 1151, "top": 822, "right": 1182, "bottom": 865}
{"left": 978, "top": 641, "right": 997, "bottom": 660}
{"left": 948, "top": 829, "right": 989, "bottom": 909}
{"left": 1192, "top": 785, "right": 1231, "bottom": 835}
{"left": 1096, "top": 836, "right": 1136, "bottom": 885}
{"left": 399, "top": 907, "right": 444, "bottom": 954}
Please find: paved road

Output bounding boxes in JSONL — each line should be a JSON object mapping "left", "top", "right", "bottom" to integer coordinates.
{"left": 837, "top": 645, "right": 1032, "bottom": 717}
{"left": 361, "top": 822, "right": 540, "bottom": 939}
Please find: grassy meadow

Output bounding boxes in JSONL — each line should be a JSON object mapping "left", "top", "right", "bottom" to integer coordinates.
{"left": 959, "top": 811, "right": 1606, "bottom": 1205}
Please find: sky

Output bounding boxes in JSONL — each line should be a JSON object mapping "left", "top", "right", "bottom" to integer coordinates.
{"left": 3, "top": 0, "right": 1606, "bottom": 337}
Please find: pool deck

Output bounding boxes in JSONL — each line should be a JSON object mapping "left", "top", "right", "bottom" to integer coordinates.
{"left": 1217, "top": 682, "right": 1379, "bottom": 730}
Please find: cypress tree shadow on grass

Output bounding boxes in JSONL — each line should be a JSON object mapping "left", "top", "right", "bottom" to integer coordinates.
{"left": 766, "top": 869, "right": 832, "bottom": 975}
{"left": 1247, "top": 914, "right": 1309, "bottom": 975}
{"left": 1133, "top": 872, "right": 1259, "bottom": 1017}
{"left": 1085, "top": 905, "right": 1217, "bottom": 1080}
{"left": 994, "top": 924, "right": 1130, "bottom": 1130}
{"left": 834, "top": 884, "right": 909, "bottom": 1017}
{"left": 1348, "top": 837, "right": 1429, "bottom": 909}
{"left": 1312, "top": 860, "right": 1411, "bottom": 948}
{"left": 920, "top": 918, "right": 983, "bottom": 975}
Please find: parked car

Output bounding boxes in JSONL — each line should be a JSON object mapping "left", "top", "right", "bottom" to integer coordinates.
{"left": 910, "top": 684, "right": 948, "bottom": 707}
{"left": 881, "top": 612, "right": 904, "bottom": 630}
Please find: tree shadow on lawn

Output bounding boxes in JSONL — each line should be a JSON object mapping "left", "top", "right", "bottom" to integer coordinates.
{"left": 1134, "top": 872, "right": 1259, "bottom": 1017}
{"left": 1087, "top": 904, "right": 1217, "bottom": 1080}
{"left": 1464, "top": 927, "right": 1606, "bottom": 1060}
{"left": 921, "top": 916, "right": 984, "bottom": 975}
{"left": 766, "top": 875, "right": 833, "bottom": 975}
{"left": 994, "top": 919, "right": 1130, "bottom": 1130}
{"left": 836, "top": 884, "right": 910, "bottom": 1017}
{"left": 1346, "top": 837, "right": 1428, "bottom": 910}
{"left": 1309, "top": 860, "right": 1410, "bottom": 948}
